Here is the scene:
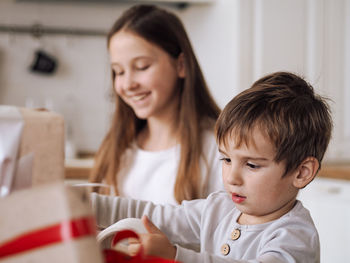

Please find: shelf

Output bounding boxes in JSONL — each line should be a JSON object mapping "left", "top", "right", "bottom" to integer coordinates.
{"left": 16, "top": 0, "right": 214, "bottom": 10}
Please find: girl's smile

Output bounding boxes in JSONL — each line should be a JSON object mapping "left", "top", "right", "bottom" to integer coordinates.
{"left": 127, "top": 92, "right": 152, "bottom": 106}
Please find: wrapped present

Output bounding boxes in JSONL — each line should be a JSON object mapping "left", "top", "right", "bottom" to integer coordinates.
{"left": 17, "top": 107, "right": 65, "bottom": 185}
{"left": 0, "top": 182, "right": 104, "bottom": 263}
{"left": 0, "top": 106, "right": 64, "bottom": 196}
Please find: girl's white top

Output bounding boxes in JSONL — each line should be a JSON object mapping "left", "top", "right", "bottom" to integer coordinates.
{"left": 117, "top": 130, "right": 223, "bottom": 204}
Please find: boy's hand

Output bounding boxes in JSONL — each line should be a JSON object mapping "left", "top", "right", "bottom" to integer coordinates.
{"left": 128, "top": 215, "right": 176, "bottom": 260}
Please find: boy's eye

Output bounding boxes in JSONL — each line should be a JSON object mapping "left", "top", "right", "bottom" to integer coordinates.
{"left": 219, "top": 157, "right": 231, "bottom": 164}
{"left": 246, "top": 162, "right": 260, "bottom": 169}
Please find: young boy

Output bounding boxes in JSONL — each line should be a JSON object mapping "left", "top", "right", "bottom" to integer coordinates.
{"left": 91, "top": 72, "right": 332, "bottom": 262}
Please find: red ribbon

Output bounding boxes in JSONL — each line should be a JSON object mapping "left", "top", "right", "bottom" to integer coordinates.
{"left": 104, "top": 230, "right": 180, "bottom": 263}
{"left": 0, "top": 216, "right": 97, "bottom": 259}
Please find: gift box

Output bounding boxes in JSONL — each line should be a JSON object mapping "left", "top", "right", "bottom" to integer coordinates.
{"left": 0, "top": 182, "right": 104, "bottom": 262}
{"left": 18, "top": 107, "right": 65, "bottom": 186}
{"left": 0, "top": 106, "right": 65, "bottom": 196}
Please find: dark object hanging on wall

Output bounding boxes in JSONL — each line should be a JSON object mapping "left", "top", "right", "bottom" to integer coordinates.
{"left": 30, "top": 50, "right": 58, "bottom": 75}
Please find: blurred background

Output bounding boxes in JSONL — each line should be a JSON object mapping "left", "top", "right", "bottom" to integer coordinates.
{"left": 0, "top": 0, "right": 349, "bottom": 262}
{"left": 0, "top": 0, "right": 349, "bottom": 161}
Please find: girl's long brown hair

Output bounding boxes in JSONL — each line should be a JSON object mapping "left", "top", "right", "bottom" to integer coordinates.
{"left": 90, "top": 5, "right": 220, "bottom": 203}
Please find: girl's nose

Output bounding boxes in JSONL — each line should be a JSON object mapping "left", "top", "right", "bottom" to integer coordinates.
{"left": 122, "top": 72, "right": 138, "bottom": 91}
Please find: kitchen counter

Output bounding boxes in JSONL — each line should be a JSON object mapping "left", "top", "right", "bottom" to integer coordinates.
{"left": 317, "top": 162, "right": 350, "bottom": 181}
{"left": 65, "top": 159, "right": 350, "bottom": 181}
{"left": 65, "top": 158, "right": 94, "bottom": 180}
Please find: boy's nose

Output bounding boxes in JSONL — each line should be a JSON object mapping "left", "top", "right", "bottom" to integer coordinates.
{"left": 225, "top": 167, "right": 243, "bottom": 186}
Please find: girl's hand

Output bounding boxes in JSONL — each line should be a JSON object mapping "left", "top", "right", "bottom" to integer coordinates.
{"left": 128, "top": 215, "right": 176, "bottom": 260}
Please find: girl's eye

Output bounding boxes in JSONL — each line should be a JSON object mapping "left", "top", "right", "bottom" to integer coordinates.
{"left": 136, "top": 64, "right": 150, "bottom": 71}
{"left": 115, "top": 70, "right": 124, "bottom": 76}
{"left": 219, "top": 157, "right": 231, "bottom": 164}
{"left": 112, "top": 68, "right": 124, "bottom": 76}
{"left": 246, "top": 162, "right": 260, "bottom": 169}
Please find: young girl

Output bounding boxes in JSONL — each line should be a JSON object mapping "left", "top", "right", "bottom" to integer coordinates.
{"left": 89, "top": 5, "right": 222, "bottom": 204}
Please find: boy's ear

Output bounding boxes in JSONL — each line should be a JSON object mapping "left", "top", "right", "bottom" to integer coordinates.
{"left": 293, "top": 157, "right": 320, "bottom": 189}
{"left": 176, "top": 53, "right": 186, "bottom": 78}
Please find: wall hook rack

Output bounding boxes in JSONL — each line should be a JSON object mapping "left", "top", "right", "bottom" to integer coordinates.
{"left": 0, "top": 23, "right": 107, "bottom": 38}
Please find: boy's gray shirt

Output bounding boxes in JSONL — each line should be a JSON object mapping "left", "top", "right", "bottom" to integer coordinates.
{"left": 91, "top": 191, "right": 320, "bottom": 263}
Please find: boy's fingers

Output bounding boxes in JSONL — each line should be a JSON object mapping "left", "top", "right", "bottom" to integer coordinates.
{"left": 128, "top": 243, "right": 141, "bottom": 256}
{"left": 142, "top": 215, "right": 162, "bottom": 234}
{"left": 128, "top": 237, "right": 139, "bottom": 245}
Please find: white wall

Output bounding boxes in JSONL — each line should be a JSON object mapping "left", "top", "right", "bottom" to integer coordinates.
{"left": 0, "top": 0, "right": 124, "bottom": 153}
{"left": 0, "top": 0, "right": 349, "bottom": 162}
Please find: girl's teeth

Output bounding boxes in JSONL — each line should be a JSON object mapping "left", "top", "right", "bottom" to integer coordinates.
{"left": 133, "top": 94, "right": 147, "bottom": 101}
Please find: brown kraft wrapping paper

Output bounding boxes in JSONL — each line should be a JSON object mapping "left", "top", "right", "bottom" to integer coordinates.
{"left": 0, "top": 182, "right": 104, "bottom": 262}
{"left": 18, "top": 108, "right": 65, "bottom": 186}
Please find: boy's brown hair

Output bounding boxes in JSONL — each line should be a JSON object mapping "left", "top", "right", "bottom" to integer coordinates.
{"left": 216, "top": 71, "right": 333, "bottom": 175}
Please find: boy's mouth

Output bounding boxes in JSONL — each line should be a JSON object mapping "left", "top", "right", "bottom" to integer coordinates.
{"left": 231, "top": 193, "right": 246, "bottom": 204}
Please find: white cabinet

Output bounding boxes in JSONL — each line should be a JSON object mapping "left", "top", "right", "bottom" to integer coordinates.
{"left": 229, "top": 0, "right": 350, "bottom": 162}
{"left": 298, "top": 177, "right": 350, "bottom": 263}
